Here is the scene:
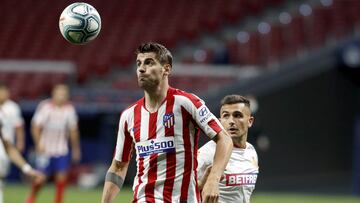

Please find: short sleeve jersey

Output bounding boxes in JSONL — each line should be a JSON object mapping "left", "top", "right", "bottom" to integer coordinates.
{"left": 0, "top": 100, "right": 24, "bottom": 143}
{"left": 198, "top": 141, "right": 259, "bottom": 203}
{"left": 32, "top": 100, "right": 78, "bottom": 156}
{"left": 114, "top": 87, "right": 224, "bottom": 203}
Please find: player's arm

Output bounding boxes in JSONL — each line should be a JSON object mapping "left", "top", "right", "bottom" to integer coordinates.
{"left": 0, "top": 131, "right": 44, "bottom": 182}
{"left": 101, "top": 160, "right": 129, "bottom": 203}
{"left": 31, "top": 102, "right": 47, "bottom": 153}
{"left": 184, "top": 95, "right": 232, "bottom": 202}
{"left": 197, "top": 142, "right": 215, "bottom": 191}
{"left": 31, "top": 123, "right": 43, "bottom": 153}
{"left": 202, "top": 130, "right": 232, "bottom": 203}
{"left": 101, "top": 108, "right": 133, "bottom": 203}
{"left": 15, "top": 125, "right": 25, "bottom": 152}
{"left": 69, "top": 125, "right": 81, "bottom": 163}
{"left": 68, "top": 106, "right": 81, "bottom": 163}
{"left": 198, "top": 165, "right": 212, "bottom": 190}
{"left": 14, "top": 105, "right": 25, "bottom": 152}
{"left": 2, "top": 136, "right": 30, "bottom": 173}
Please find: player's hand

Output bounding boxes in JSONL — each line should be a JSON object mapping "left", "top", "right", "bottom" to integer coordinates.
{"left": 25, "top": 169, "right": 46, "bottom": 184}
{"left": 72, "top": 149, "right": 81, "bottom": 163}
{"left": 201, "top": 176, "right": 220, "bottom": 203}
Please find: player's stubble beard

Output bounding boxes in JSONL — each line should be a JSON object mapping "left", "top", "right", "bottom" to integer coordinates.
{"left": 138, "top": 76, "right": 161, "bottom": 92}
{"left": 231, "top": 130, "right": 248, "bottom": 147}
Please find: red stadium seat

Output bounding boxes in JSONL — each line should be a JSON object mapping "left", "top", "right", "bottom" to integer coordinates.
{"left": 0, "top": 0, "right": 357, "bottom": 100}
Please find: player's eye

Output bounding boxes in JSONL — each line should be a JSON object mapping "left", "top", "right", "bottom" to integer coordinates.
{"left": 145, "top": 60, "right": 154, "bottom": 66}
{"left": 222, "top": 114, "right": 229, "bottom": 119}
{"left": 233, "top": 113, "right": 243, "bottom": 118}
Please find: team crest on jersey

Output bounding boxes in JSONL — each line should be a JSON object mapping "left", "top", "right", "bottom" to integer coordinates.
{"left": 163, "top": 113, "right": 175, "bottom": 128}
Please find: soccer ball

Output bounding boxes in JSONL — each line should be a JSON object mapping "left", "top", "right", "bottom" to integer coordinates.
{"left": 59, "top": 2, "right": 101, "bottom": 45}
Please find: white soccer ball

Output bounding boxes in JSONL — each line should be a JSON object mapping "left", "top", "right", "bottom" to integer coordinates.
{"left": 59, "top": 2, "right": 101, "bottom": 45}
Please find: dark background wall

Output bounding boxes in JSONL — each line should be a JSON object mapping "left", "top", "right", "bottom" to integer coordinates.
{"left": 252, "top": 68, "right": 358, "bottom": 192}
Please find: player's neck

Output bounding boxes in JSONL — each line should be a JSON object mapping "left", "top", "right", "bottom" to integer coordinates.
{"left": 232, "top": 135, "right": 247, "bottom": 149}
{"left": 144, "top": 82, "right": 169, "bottom": 113}
{"left": 52, "top": 100, "right": 66, "bottom": 107}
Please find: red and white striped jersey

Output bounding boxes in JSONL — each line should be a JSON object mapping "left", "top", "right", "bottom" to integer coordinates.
{"left": 32, "top": 99, "right": 78, "bottom": 157}
{"left": 114, "top": 87, "right": 224, "bottom": 203}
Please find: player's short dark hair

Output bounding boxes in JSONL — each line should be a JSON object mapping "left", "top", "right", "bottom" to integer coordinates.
{"left": 220, "top": 94, "right": 251, "bottom": 108}
{"left": 136, "top": 42, "right": 173, "bottom": 67}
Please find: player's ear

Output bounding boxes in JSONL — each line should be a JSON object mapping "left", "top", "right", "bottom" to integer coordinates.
{"left": 163, "top": 64, "right": 172, "bottom": 76}
{"left": 248, "top": 116, "right": 254, "bottom": 128}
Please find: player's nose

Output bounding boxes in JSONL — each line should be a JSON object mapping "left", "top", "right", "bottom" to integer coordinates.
{"left": 138, "top": 66, "right": 146, "bottom": 73}
{"left": 228, "top": 116, "right": 235, "bottom": 124}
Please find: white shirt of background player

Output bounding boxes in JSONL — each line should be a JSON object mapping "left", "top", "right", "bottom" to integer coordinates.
{"left": 197, "top": 95, "right": 259, "bottom": 203}
{"left": 198, "top": 141, "right": 259, "bottom": 203}
{"left": 0, "top": 100, "right": 24, "bottom": 145}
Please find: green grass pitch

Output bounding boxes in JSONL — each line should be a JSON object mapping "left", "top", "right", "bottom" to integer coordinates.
{"left": 4, "top": 184, "right": 360, "bottom": 203}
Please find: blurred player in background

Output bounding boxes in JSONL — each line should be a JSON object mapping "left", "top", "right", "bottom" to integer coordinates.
{"left": 101, "top": 42, "right": 233, "bottom": 203}
{"left": 26, "top": 84, "right": 81, "bottom": 203}
{"left": 0, "top": 83, "right": 25, "bottom": 152}
{"left": 0, "top": 109, "right": 44, "bottom": 203}
{"left": 197, "top": 95, "right": 259, "bottom": 203}
{"left": 0, "top": 82, "right": 25, "bottom": 203}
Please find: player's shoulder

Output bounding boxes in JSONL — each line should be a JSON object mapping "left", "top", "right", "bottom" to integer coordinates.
{"left": 199, "top": 140, "right": 217, "bottom": 152}
{"left": 4, "top": 100, "right": 19, "bottom": 107}
{"left": 120, "top": 98, "right": 143, "bottom": 117}
{"left": 37, "top": 99, "right": 52, "bottom": 109}
{"left": 2, "top": 100, "right": 20, "bottom": 111}
{"left": 126, "top": 98, "right": 143, "bottom": 111}
{"left": 63, "top": 102, "right": 76, "bottom": 110}
{"left": 172, "top": 87, "right": 199, "bottom": 100}
{"left": 172, "top": 87, "right": 203, "bottom": 107}
{"left": 246, "top": 142, "right": 257, "bottom": 153}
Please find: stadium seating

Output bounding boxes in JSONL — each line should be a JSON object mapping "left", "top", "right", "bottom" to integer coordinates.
{"left": 0, "top": 0, "right": 284, "bottom": 100}
{"left": 0, "top": 0, "right": 283, "bottom": 68}
{"left": 184, "top": 0, "right": 360, "bottom": 66}
{"left": 0, "top": 0, "right": 359, "bottom": 102}
{"left": 0, "top": 72, "right": 69, "bottom": 100}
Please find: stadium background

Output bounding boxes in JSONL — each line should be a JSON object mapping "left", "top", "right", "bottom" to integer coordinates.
{"left": 1, "top": 0, "right": 360, "bottom": 202}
